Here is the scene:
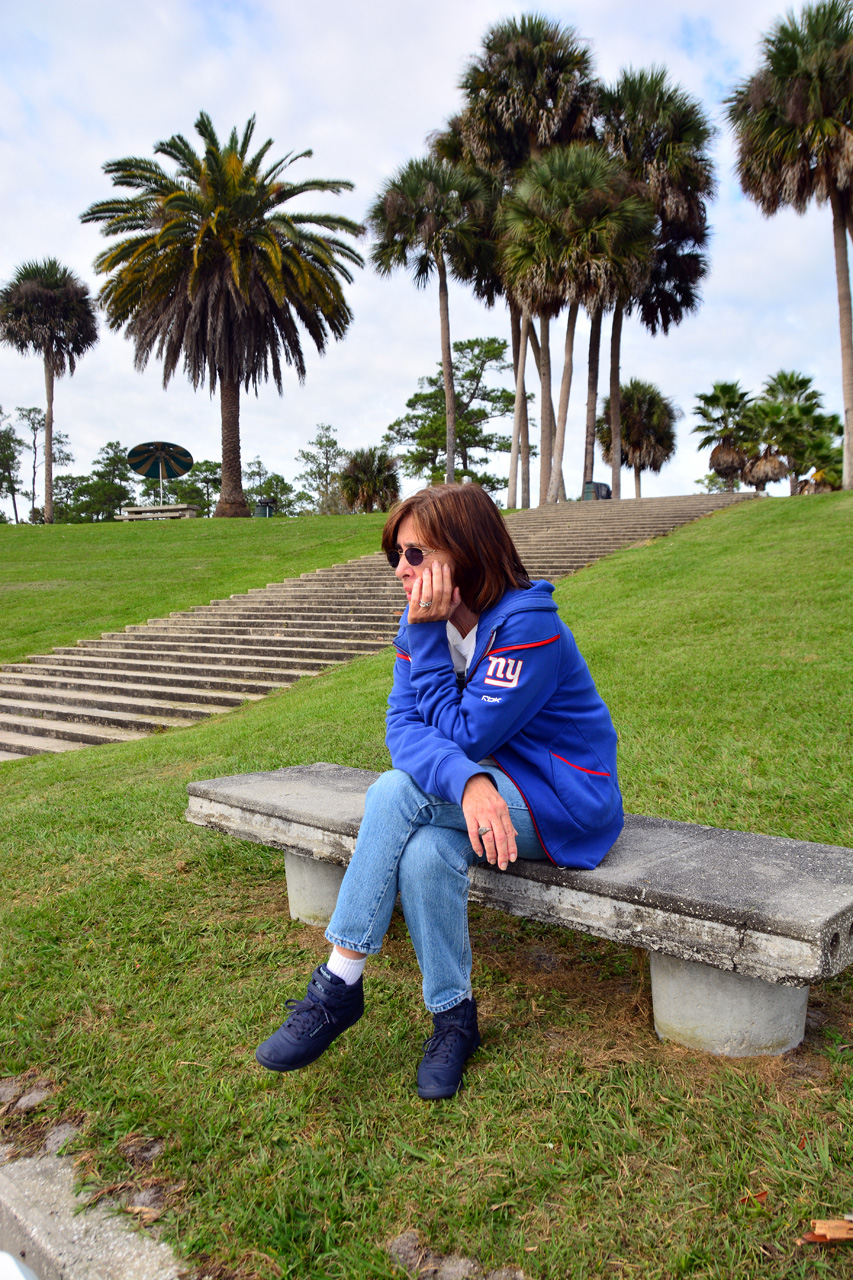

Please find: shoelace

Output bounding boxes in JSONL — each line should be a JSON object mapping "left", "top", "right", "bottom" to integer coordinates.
{"left": 282, "top": 994, "right": 335, "bottom": 1040}
{"left": 421, "top": 1023, "right": 467, "bottom": 1063}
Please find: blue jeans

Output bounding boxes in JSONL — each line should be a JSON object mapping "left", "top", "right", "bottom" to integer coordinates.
{"left": 325, "top": 765, "right": 547, "bottom": 1013}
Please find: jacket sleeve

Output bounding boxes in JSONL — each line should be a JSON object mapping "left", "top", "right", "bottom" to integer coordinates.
{"left": 385, "top": 643, "right": 485, "bottom": 803}
{"left": 387, "top": 613, "right": 562, "bottom": 804}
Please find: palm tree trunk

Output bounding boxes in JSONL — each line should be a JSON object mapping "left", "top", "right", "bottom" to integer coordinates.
{"left": 583, "top": 308, "right": 603, "bottom": 489}
{"left": 520, "top": 396, "right": 530, "bottom": 508}
{"left": 635, "top": 462, "right": 642, "bottom": 499}
{"left": 528, "top": 320, "right": 541, "bottom": 375}
{"left": 829, "top": 186, "right": 853, "bottom": 489}
{"left": 215, "top": 378, "right": 251, "bottom": 517}
{"left": 43, "top": 358, "right": 54, "bottom": 523}
{"left": 508, "top": 309, "right": 530, "bottom": 509}
{"left": 547, "top": 301, "right": 579, "bottom": 504}
{"left": 538, "top": 313, "right": 555, "bottom": 505}
{"left": 437, "top": 255, "right": 457, "bottom": 485}
{"left": 523, "top": 319, "right": 544, "bottom": 509}
{"left": 609, "top": 303, "right": 624, "bottom": 500}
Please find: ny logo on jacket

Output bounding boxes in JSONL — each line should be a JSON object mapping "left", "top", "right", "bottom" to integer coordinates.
{"left": 483, "top": 655, "right": 523, "bottom": 688}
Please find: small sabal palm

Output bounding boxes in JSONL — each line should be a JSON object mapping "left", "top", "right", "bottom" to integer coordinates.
{"left": 752, "top": 370, "right": 840, "bottom": 492}
{"left": 726, "top": 0, "right": 853, "bottom": 489}
{"left": 81, "top": 112, "right": 362, "bottom": 516}
{"left": 368, "top": 157, "right": 485, "bottom": 484}
{"left": 693, "top": 381, "right": 757, "bottom": 489}
{"left": 596, "top": 379, "right": 680, "bottom": 497}
{"left": 340, "top": 447, "right": 399, "bottom": 513}
{"left": 0, "top": 259, "right": 98, "bottom": 523}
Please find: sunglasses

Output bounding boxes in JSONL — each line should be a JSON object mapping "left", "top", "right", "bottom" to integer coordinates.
{"left": 386, "top": 545, "right": 437, "bottom": 569}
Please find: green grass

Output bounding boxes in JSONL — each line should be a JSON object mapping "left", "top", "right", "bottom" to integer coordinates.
{"left": 1, "top": 494, "right": 852, "bottom": 1280}
{"left": 0, "top": 514, "right": 387, "bottom": 665}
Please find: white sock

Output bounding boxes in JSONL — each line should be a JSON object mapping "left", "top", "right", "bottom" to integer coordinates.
{"left": 326, "top": 949, "right": 367, "bottom": 986}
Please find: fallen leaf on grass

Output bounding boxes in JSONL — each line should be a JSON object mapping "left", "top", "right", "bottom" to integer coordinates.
{"left": 739, "top": 1190, "right": 769, "bottom": 1205}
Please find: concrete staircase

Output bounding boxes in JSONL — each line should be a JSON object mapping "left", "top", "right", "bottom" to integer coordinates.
{"left": 0, "top": 493, "right": 753, "bottom": 760}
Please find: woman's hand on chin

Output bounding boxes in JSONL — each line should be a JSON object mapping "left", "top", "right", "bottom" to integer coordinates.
{"left": 408, "top": 560, "right": 461, "bottom": 624}
{"left": 462, "top": 775, "right": 518, "bottom": 870}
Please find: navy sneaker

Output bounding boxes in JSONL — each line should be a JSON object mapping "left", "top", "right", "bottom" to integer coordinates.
{"left": 255, "top": 964, "right": 364, "bottom": 1073}
{"left": 416, "top": 997, "right": 481, "bottom": 1099}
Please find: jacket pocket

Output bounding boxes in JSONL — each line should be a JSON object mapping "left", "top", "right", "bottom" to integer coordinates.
{"left": 549, "top": 750, "right": 618, "bottom": 832}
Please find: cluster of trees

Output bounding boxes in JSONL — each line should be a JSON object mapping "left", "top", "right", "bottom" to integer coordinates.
{"left": 693, "top": 373, "right": 843, "bottom": 493}
{"left": 4, "top": 4, "right": 852, "bottom": 522}
{"left": 727, "top": 0, "right": 853, "bottom": 490}
{"left": 294, "top": 425, "right": 399, "bottom": 515}
{"left": 384, "top": 337, "right": 518, "bottom": 494}
{"left": 0, "top": 421, "right": 400, "bottom": 523}
{"left": 369, "top": 16, "right": 714, "bottom": 505}
{"left": 0, "top": 406, "right": 73, "bottom": 523}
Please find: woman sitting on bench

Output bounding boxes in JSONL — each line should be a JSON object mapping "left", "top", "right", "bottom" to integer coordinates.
{"left": 256, "top": 483, "right": 623, "bottom": 1097}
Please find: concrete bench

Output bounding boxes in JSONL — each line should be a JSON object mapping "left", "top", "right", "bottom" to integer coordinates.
{"left": 185, "top": 763, "right": 853, "bottom": 1059}
{"left": 116, "top": 504, "right": 199, "bottom": 520}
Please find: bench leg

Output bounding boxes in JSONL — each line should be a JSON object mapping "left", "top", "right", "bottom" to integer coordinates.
{"left": 650, "top": 953, "right": 809, "bottom": 1057}
{"left": 284, "top": 851, "right": 345, "bottom": 927}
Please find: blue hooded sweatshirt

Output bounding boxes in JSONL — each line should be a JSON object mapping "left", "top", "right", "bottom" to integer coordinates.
{"left": 386, "top": 580, "right": 624, "bottom": 869}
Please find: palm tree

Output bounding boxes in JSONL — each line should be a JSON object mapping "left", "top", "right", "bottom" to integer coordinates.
{"left": 368, "top": 158, "right": 485, "bottom": 485}
{"left": 751, "top": 370, "right": 841, "bottom": 492}
{"left": 428, "top": 124, "right": 537, "bottom": 507}
{"left": 458, "top": 14, "right": 596, "bottom": 173}
{"left": 453, "top": 15, "right": 597, "bottom": 505}
{"left": 692, "top": 381, "right": 757, "bottom": 489}
{"left": 81, "top": 113, "right": 362, "bottom": 517}
{"left": 0, "top": 259, "right": 97, "bottom": 523}
{"left": 340, "top": 447, "right": 399, "bottom": 513}
{"left": 599, "top": 68, "right": 714, "bottom": 499}
{"left": 726, "top": 0, "right": 853, "bottom": 489}
{"left": 596, "top": 378, "right": 680, "bottom": 497}
{"left": 501, "top": 145, "right": 655, "bottom": 500}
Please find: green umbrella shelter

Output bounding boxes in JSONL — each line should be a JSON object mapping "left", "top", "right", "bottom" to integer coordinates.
{"left": 127, "top": 441, "right": 193, "bottom": 504}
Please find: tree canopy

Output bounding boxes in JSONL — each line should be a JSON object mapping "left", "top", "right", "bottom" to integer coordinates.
{"left": 81, "top": 112, "right": 363, "bottom": 516}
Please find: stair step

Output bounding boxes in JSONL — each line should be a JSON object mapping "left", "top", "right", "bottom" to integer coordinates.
{"left": 0, "top": 696, "right": 198, "bottom": 732}
{"left": 3, "top": 662, "right": 278, "bottom": 696}
{"left": 0, "top": 670, "right": 253, "bottom": 705}
{"left": 0, "top": 712, "right": 146, "bottom": 746}
{"left": 0, "top": 731, "right": 81, "bottom": 758}
{"left": 92, "top": 635, "right": 390, "bottom": 658}
{"left": 48, "top": 647, "right": 339, "bottom": 674}
{"left": 0, "top": 684, "right": 229, "bottom": 720}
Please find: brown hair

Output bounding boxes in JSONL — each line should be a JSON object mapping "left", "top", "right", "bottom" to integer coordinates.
{"left": 381, "top": 484, "right": 531, "bottom": 614}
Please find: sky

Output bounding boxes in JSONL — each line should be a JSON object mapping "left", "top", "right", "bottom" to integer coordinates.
{"left": 0, "top": 0, "right": 843, "bottom": 518}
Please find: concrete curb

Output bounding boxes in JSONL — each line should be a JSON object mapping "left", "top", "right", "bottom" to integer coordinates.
{"left": 0, "top": 1154, "right": 181, "bottom": 1280}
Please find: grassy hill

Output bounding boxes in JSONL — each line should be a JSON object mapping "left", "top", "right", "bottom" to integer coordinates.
{"left": 1, "top": 493, "right": 851, "bottom": 1280}
{"left": 0, "top": 513, "right": 387, "bottom": 665}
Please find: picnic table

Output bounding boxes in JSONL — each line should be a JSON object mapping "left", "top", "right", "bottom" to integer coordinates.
{"left": 116, "top": 504, "right": 200, "bottom": 520}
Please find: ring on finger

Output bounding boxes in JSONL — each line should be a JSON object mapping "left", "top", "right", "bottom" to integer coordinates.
{"left": 477, "top": 825, "right": 492, "bottom": 836}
